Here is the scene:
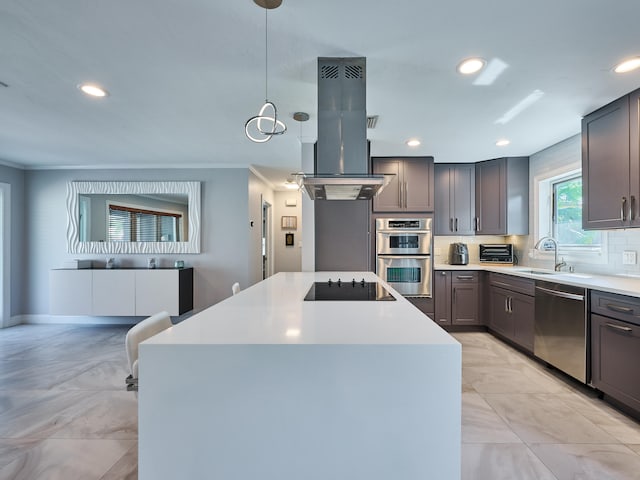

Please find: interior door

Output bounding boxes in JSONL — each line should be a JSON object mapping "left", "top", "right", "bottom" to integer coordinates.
{"left": 262, "top": 201, "right": 272, "bottom": 279}
{"left": 0, "top": 183, "right": 9, "bottom": 329}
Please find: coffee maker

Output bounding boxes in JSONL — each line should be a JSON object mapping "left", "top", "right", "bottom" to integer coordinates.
{"left": 449, "top": 243, "right": 469, "bottom": 265}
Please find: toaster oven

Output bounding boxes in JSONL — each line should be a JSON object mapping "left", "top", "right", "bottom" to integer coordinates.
{"left": 479, "top": 244, "right": 514, "bottom": 264}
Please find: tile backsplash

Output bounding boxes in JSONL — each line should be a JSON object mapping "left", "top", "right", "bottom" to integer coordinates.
{"left": 434, "top": 236, "right": 512, "bottom": 265}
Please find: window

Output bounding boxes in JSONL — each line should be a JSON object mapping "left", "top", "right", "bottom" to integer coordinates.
{"left": 550, "top": 174, "right": 601, "bottom": 251}
{"left": 107, "top": 204, "right": 181, "bottom": 242}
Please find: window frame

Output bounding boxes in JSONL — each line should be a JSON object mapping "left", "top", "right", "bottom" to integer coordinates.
{"left": 550, "top": 173, "right": 602, "bottom": 252}
{"left": 535, "top": 166, "right": 607, "bottom": 264}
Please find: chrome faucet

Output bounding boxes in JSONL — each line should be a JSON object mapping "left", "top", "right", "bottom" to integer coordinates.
{"left": 534, "top": 236, "right": 566, "bottom": 271}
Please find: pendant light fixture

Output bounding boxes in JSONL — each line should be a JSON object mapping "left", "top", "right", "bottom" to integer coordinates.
{"left": 245, "top": 0, "right": 287, "bottom": 143}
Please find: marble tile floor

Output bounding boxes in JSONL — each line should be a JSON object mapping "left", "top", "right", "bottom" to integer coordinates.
{"left": 454, "top": 331, "right": 640, "bottom": 480}
{"left": 1, "top": 325, "right": 640, "bottom": 479}
{"left": 0, "top": 325, "right": 137, "bottom": 480}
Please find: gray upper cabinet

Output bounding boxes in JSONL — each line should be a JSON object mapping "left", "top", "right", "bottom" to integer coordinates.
{"left": 475, "top": 157, "right": 529, "bottom": 235}
{"left": 434, "top": 164, "right": 476, "bottom": 235}
{"left": 582, "top": 89, "right": 640, "bottom": 229}
{"left": 372, "top": 157, "right": 434, "bottom": 212}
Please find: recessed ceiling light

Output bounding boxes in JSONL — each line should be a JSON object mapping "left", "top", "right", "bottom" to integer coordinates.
{"left": 496, "top": 139, "right": 510, "bottom": 147}
{"left": 78, "top": 83, "right": 109, "bottom": 97}
{"left": 614, "top": 57, "right": 640, "bottom": 74}
{"left": 457, "top": 58, "right": 486, "bottom": 75}
{"left": 406, "top": 139, "right": 421, "bottom": 147}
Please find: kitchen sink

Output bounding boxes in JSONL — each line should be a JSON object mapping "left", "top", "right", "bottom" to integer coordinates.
{"left": 557, "top": 273, "right": 593, "bottom": 279}
{"left": 511, "top": 268, "right": 557, "bottom": 275}
{"left": 511, "top": 268, "right": 593, "bottom": 279}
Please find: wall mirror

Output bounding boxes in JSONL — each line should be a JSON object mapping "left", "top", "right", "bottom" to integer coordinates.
{"left": 67, "top": 181, "right": 201, "bottom": 254}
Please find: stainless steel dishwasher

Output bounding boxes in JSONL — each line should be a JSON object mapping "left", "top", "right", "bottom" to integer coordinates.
{"left": 534, "top": 280, "right": 588, "bottom": 383}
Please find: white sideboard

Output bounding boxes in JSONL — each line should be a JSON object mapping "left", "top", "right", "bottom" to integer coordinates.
{"left": 50, "top": 268, "right": 194, "bottom": 317}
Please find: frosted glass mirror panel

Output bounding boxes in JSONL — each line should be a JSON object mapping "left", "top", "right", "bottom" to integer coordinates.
{"left": 67, "top": 181, "right": 200, "bottom": 254}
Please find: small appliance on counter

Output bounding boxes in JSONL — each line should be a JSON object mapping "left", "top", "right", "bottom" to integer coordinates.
{"left": 479, "top": 244, "right": 515, "bottom": 264}
{"left": 449, "top": 243, "right": 469, "bottom": 265}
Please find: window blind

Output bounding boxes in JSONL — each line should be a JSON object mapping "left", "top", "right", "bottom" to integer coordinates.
{"left": 108, "top": 205, "right": 180, "bottom": 242}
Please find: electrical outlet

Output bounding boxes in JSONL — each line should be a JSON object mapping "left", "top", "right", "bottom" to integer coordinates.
{"left": 623, "top": 250, "right": 637, "bottom": 265}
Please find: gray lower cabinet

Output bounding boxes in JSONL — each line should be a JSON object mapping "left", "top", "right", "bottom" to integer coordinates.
{"left": 475, "top": 157, "right": 529, "bottom": 235}
{"left": 591, "top": 290, "right": 640, "bottom": 413}
{"left": 372, "top": 156, "right": 434, "bottom": 212}
{"left": 434, "top": 270, "right": 452, "bottom": 325}
{"left": 434, "top": 270, "right": 481, "bottom": 326}
{"left": 511, "top": 293, "right": 535, "bottom": 352}
{"left": 434, "top": 164, "right": 476, "bottom": 235}
{"left": 488, "top": 273, "right": 535, "bottom": 352}
{"left": 582, "top": 89, "right": 640, "bottom": 229}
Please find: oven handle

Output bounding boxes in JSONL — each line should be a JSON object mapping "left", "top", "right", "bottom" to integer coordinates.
{"left": 376, "top": 255, "right": 431, "bottom": 259}
{"left": 377, "top": 229, "right": 431, "bottom": 235}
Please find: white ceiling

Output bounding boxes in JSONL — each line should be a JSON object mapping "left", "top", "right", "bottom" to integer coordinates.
{"left": 1, "top": 0, "right": 640, "bottom": 189}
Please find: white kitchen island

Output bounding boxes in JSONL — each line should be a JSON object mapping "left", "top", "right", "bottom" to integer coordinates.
{"left": 139, "top": 272, "right": 461, "bottom": 480}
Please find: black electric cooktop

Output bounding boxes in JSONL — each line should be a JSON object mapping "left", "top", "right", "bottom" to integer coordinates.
{"left": 304, "top": 278, "right": 396, "bottom": 301}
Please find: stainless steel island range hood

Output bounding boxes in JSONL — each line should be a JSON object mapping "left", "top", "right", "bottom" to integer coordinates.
{"left": 296, "top": 57, "right": 391, "bottom": 200}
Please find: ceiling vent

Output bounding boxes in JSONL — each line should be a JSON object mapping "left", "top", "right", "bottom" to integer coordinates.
{"left": 367, "top": 115, "right": 379, "bottom": 129}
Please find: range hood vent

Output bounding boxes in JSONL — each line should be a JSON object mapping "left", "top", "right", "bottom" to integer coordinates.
{"left": 296, "top": 57, "right": 392, "bottom": 200}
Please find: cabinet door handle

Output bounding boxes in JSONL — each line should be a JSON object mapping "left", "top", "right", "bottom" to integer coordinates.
{"left": 606, "top": 303, "right": 634, "bottom": 314}
{"left": 605, "top": 322, "right": 633, "bottom": 333}
{"left": 398, "top": 181, "right": 402, "bottom": 208}
{"left": 456, "top": 275, "right": 474, "bottom": 280}
{"left": 453, "top": 287, "right": 456, "bottom": 304}
{"left": 404, "top": 182, "right": 408, "bottom": 208}
{"left": 449, "top": 218, "right": 454, "bottom": 232}
{"left": 440, "top": 271, "right": 447, "bottom": 276}
{"left": 621, "top": 196, "right": 627, "bottom": 221}
{"left": 493, "top": 280, "right": 512, "bottom": 289}
{"left": 454, "top": 218, "right": 458, "bottom": 231}
{"left": 477, "top": 216, "right": 481, "bottom": 232}
{"left": 631, "top": 195, "right": 636, "bottom": 221}
{"left": 473, "top": 217, "right": 477, "bottom": 231}
{"left": 504, "top": 297, "right": 509, "bottom": 313}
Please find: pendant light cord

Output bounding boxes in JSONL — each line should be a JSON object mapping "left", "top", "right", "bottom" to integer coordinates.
{"left": 264, "top": 6, "right": 268, "bottom": 102}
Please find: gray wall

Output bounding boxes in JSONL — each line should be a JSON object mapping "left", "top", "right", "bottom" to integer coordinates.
{"left": 273, "top": 190, "right": 302, "bottom": 273}
{"left": 0, "top": 164, "right": 26, "bottom": 320}
{"left": 24, "top": 168, "right": 252, "bottom": 317}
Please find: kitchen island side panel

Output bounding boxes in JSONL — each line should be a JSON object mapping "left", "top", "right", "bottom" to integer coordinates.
{"left": 139, "top": 343, "right": 461, "bottom": 480}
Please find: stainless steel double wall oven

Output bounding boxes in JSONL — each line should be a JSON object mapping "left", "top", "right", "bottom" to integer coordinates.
{"left": 376, "top": 218, "right": 432, "bottom": 297}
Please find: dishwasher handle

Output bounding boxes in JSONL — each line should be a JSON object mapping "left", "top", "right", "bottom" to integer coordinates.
{"left": 535, "top": 285, "right": 584, "bottom": 301}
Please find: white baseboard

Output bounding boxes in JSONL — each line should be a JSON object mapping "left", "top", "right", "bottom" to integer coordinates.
{"left": 18, "top": 314, "right": 138, "bottom": 325}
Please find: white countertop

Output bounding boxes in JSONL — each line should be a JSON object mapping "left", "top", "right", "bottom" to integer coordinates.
{"left": 435, "top": 263, "right": 640, "bottom": 298}
{"left": 139, "top": 271, "right": 461, "bottom": 480}
{"left": 146, "top": 271, "right": 458, "bottom": 346}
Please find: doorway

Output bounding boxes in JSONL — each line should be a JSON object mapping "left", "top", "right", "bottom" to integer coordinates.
{"left": 0, "top": 183, "right": 10, "bottom": 329}
{"left": 262, "top": 200, "right": 272, "bottom": 279}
